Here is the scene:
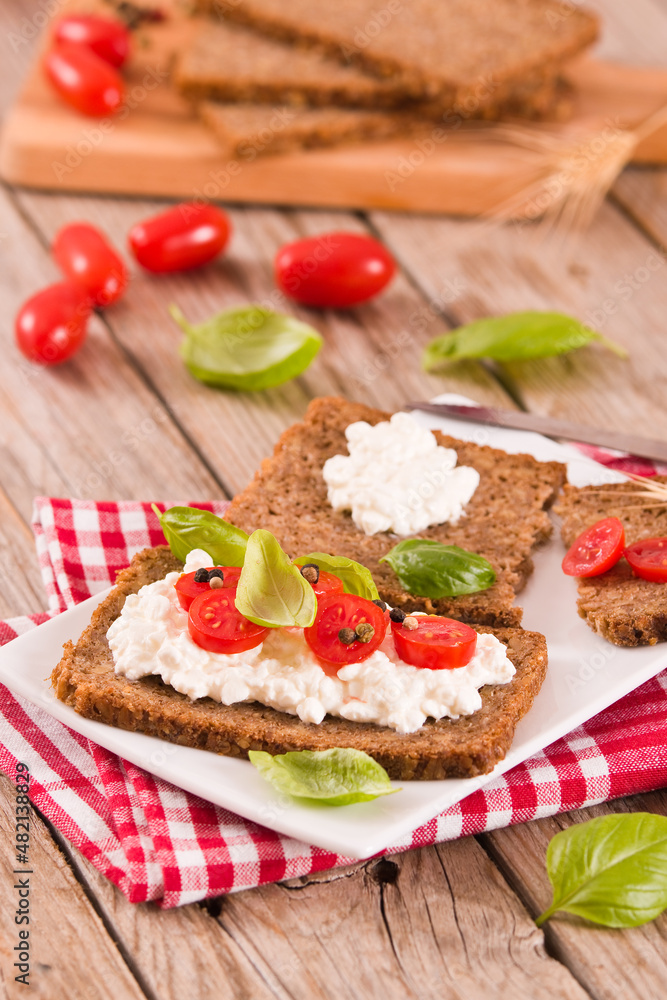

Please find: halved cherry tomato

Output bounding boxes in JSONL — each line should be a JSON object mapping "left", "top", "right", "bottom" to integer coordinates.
{"left": 15, "top": 282, "right": 91, "bottom": 365}
{"left": 304, "top": 592, "right": 387, "bottom": 667}
{"left": 44, "top": 43, "right": 125, "bottom": 117}
{"left": 562, "top": 517, "right": 625, "bottom": 577}
{"left": 391, "top": 616, "right": 477, "bottom": 670}
{"left": 624, "top": 537, "right": 667, "bottom": 583}
{"left": 128, "top": 203, "right": 231, "bottom": 273}
{"left": 174, "top": 566, "right": 242, "bottom": 610}
{"left": 188, "top": 589, "right": 269, "bottom": 654}
{"left": 54, "top": 15, "right": 131, "bottom": 67}
{"left": 53, "top": 223, "right": 128, "bottom": 307}
{"left": 310, "top": 571, "right": 345, "bottom": 599}
{"left": 275, "top": 232, "right": 396, "bottom": 308}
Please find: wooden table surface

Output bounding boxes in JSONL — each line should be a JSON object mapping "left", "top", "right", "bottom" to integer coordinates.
{"left": 2, "top": 1, "right": 667, "bottom": 997}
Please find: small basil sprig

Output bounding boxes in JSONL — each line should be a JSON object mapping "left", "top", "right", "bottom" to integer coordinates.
{"left": 423, "top": 310, "right": 627, "bottom": 370}
{"left": 537, "top": 813, "right": 667, "bottom": 928}
{"left": 294, "top": 552, "right": 379, "bottom": 601}
{"left": 171, "top": 304, "right": 322, "bottom": 391}
{"left": 380, "top": 539, "right": 495, "bottom": 598}
{"left": 235, "top": 529, "right": 316, "bottom": 628}
{"left": 248, "top": 748, "right": 399, "bottom": 806}
{"left": 152, "top": 505, "right": 248, "bottom": 566}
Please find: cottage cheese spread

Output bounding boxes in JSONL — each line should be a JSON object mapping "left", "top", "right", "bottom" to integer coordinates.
{"left": 107, "top": 549, "right": 514, "bottom": 735}
{"left": 321, "top": 412, "right": 479, "bottom": 536}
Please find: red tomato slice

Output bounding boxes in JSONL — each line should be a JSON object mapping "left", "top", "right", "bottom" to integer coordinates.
{"left": 53, "top": 223, "right": 128, "bottom": 307}
{"left": 624, "top": 537, "right": 667, "bottom": 583}
{"left": 174, "top": 566, "right": 242, "bottom": 610}
{"left": 188, "top": 589, "right": 269, "bottom": 654}
{"left": 562, "top": 517, "right": 625, "bottom": 577}
{"left": 128, "top": 203, "right": 231, "bottom": 273}
{"left": 304, "top": 593, "right": 387, "bottom": 667}
{"left": 15, "top": 282, "right": 91, "bottom": 365}
{"left": 392, "top": 616, "right": 477, "bottom": 670}
{"left": 44, "top": 43, "right": 124, "bottom": 117}
{"left": 311, "top": 571, "right": 345, "bottom": 599}
{"left": 54, "top": 15, "right": 131, "bottom": 67}
{"left": 275, "top": 232, "right": 396, "bottom": 308}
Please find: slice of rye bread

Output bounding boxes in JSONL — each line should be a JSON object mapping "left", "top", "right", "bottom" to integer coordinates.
{"left": 51, "top": 546, "right": 549, "bottom": 780}
{"left": 556, "top": 480, "right": 667, "bottom": 646}
{"left": 224, "top": 397, "right": 566, "bottom": 628}
{"left": 199, "top": 102, "right": 417, "bottom": 158}
{"left": 177, "top": 20, "right": 571, "bottom": 121}
{"left": 196, "top": 0, "right": 598, "bottom": 111}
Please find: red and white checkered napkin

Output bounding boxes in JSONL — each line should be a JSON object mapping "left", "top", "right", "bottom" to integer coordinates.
{"left": 1, "top": 490, "right": 667, "bottom": 909}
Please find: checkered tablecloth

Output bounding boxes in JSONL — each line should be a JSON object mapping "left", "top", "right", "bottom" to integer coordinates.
{"left": 1, "top": 489, "right": 667, "bottom": 908}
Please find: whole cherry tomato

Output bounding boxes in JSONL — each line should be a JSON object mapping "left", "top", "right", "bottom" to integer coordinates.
{"left": 53, "top": 223, "right": 128, "bottom": 307}
{"left": 562, "top": 517, "right": 625, "bottom": 577}
{"left": 128, "top": 203, "right": 231, "bottom": 273}
{"left": 54, "top": 15, "right": 131, "bottom": 67}
{"left": 15, "top": 282, "right": 91, "bottom": 365}
{"left": 44, "top": 43, "right": 124, "bottom": 117}
{"left": 275, "top": 232, "right": 396, "bottom": 308}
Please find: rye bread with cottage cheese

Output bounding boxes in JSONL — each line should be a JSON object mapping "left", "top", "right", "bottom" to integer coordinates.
{"left": 556, "top": 480, "right": 667, "bottom": 646}
{"left": 51, "top": 546, "right": 548, "bottom": 780}
{"left": 224, "top": 397, "right": 566, "bottom": 627}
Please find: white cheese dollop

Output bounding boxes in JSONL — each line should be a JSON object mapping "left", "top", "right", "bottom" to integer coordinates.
{"left": 321, "top": 412, "right": 479, "bottom": 536}
{"left": 106, "top": 549, "right": 514, "bottom": 735}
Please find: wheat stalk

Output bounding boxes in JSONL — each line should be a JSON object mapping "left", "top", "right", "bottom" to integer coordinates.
{"left": 467, "top": 102, "right": 667, "bottom": 234}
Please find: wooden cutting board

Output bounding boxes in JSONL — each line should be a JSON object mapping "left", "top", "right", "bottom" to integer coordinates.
{"left": 2, "top": 0, "right": 667, "bottom": 214}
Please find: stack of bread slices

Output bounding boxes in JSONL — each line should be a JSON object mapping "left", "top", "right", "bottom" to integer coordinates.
{"left": 173, "top": 0, "right": 599, "bottom": 159}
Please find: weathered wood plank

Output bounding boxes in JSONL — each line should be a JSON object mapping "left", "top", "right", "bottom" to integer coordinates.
{"left": 216, "top": 840, "right": 591, "bottom": 1000}
{"left": 0, "top": 183, "right": 223, "bottom": 521}
{"left": 481, "top": 790, "right": 667, "bottom": 1000}
{"left": 11, "top": 192, "right": 515, "bottom": 496}
{"left": 0, "top": 487, "right": 45, "bottom": 618}
{"left": 0, "top": 774, "right": 146, "bottom": 1000}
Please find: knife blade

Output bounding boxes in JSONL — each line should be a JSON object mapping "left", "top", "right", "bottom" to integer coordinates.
{"left": 405, "top": 402, "right": 667, "bottom": 464}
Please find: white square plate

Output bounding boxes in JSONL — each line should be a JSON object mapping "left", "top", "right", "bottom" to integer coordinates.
{"left": 1, "top": 397, "right": 666, "bottom": 859}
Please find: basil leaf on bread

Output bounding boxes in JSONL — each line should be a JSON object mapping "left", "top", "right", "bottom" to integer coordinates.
{"left": 381, "top": 539, "right": 495, "bottom": 598}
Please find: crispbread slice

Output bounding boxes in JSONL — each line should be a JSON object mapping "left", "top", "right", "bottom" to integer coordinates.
{"left": 52, "top": 546, "right": 548, "bottom": 780}
{"left": 199, "top": 101, "right": 414, "bottom": 158}
{"left": 556, "top": 480, "right": 667, "bottom": 646}
{"left": 225, "top": 398, "right": 566, "bottom": 627}
{"left": 197, "top": 0, "right": 598, "bottom": 111}
{"left": 177, "top": 20, "right": 571, "bottom": 121}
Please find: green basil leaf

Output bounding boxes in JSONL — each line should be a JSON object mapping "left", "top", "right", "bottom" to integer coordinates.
{"left": 537, "top": 813, "right": 667, "bottom": 928}
{"left": 380, "top": 539, "right": 495, "bottom": 598}
{"left": 248, "top": 748, "right": 399, "bottom": 806}
{"left": 171, "top": 304, "right": 322, "bottom": 391}
{"left": 152, "top": 504, "right": 248, "bottom": 566}
{"left": 423, "top": 310, "right": 627, "bottom": 370}
{"left": 235, "top": 529, "right": 316, "bottom": 628}
{"left": 293, "top": 552, "right": 379, "bottom": 601}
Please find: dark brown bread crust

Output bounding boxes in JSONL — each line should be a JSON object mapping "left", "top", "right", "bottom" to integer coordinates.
{"left": 197, "top": 0, "right": 598, "bottom": 110}
{"left": 199, "top": 102, "right": 416, "bottom": 158}
{"left": 556, "top": 480, "right": 667, "bottom": 646}
{"left": 225, "top": 397, "right": 566, "bottom": 627}
{"left": 52, "top": 546, "right": 548, "bottom": 780}
{"left": 177, "top": 21, "right": 571, "bottom": 122}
